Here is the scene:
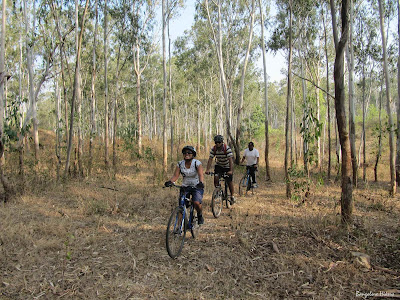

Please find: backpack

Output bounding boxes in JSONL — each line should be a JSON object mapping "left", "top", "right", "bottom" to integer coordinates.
{"left": 178, "top": 160, "right": 198, "bottom": 177}
{"left": 212, "top": 143, "right": 227, "bottom": 156}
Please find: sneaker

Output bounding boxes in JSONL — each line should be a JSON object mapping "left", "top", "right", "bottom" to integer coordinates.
{"left": 252, "top": 183, "right": 258, "bottom": 188}
{"left": 198, "top": 215, "right": 204, "bottom": 225}
{"left": 230, "top": 196, "right": 235, "bottom": 204}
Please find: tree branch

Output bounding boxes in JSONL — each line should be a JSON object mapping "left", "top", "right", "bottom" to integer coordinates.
{"left": 292, "top": 71, "right": 335, "bottom": 99}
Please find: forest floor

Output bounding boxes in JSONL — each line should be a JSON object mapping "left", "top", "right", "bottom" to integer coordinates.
{"left": 1, "top": 144, "right": 400, "bottom": 299}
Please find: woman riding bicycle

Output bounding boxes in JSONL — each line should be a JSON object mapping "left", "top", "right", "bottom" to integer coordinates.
{"left": 164, "top": 146, "right": 205, "bottom": 225}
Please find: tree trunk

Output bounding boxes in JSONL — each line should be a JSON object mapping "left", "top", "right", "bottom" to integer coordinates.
{"left": 374, "top": 78, "right": 383, "bottom": 182}
{"left": 323, "top": 7, "right": 331, "bottom": 180}
{"left": 205, "top": 0, "right": 234, "bottom": 152}
{"left": 362, "top": 64, "right": 366, "bottom": 182}
{"left": 331, "top": 0, "right": 353, "bottom": 225}
{"left": 346, "top": 0, "right": 357, "bottom": 187}
{"left": 88, "top": 0, "right": 98, "bottom": 176}
{"left": 104, "top": 0, "right": 109, "bottom": 170}
{"left": 64, "top": 0, "right": 89, "bottom": 175}
{"left": 300, "top": 58, "right": 309, "bottom": 176}
{"left": 396, "top": 0, "right": 400, "bottom": 186}
{"left": 285, "top": 0, "right": 293, "bottom": 199}
{"left": 234, "top": 0, "right": 255, "bottom": 164}
{"left": 258, "top": 0, "right": 271, "bottom": 181}
{"left": 378, "top": 0, "right": 396, "bottom": 196}
{"left": 162, "top": 0, "right": 168, "bottom": 174}
{"left": 168, "top": 14, "right": 174, "bottom": 159}
{"left": 0, "top": 0, "right": 14, "bottom": 200}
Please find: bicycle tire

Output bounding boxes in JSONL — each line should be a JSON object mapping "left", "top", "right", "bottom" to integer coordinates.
{"left": 238, "top": 175, "right": 247, "bottom": 196}
{"left": 166, "top": 207, "right": 186, "bottom": 258}
{"left": 211, "top": 188, "right": 223, "bottom": 218}
{"left": 190, "top": 209, "right": 199, "bottom": 238}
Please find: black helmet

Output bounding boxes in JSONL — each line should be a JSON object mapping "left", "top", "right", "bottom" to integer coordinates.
{"left": 214, "top": 135, "right": 224, "bottom": 143}
{"left": 182, "top": 145, "right": 196, "bottom": 157}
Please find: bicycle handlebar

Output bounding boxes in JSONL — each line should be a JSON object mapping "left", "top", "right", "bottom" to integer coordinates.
{"left": 207, "top": 172, "right": 230, "bottom": 178}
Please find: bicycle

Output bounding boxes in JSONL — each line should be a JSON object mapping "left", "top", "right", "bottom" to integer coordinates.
{"left": 209, "top": 172, "right": 232, "bottom": 218}
{"left": 239, "top": 165, "right": 258, "bottom": 196}
{"left": 165, "top": 184, "right": 200, "bottom": 258}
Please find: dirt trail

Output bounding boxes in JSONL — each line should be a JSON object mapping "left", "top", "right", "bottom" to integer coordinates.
{"left": 1, "top": 165, "right": 399, "bottom": 299}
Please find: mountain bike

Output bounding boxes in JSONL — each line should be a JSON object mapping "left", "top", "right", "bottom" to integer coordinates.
{"left": 209, "top": 172, "right": 232, "bottom": 218}
{"left": 165, "top": 184, "right": 200, "bottom": 258}
{"left": 239, "top": 165, "right": 258, "bottom": 196}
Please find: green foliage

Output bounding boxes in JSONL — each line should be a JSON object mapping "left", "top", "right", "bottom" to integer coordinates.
{"left": 3, "top": 97, "right": 30, "bottom": 150}
{"left": 144, "top": 147, "right": 155, "bottom": 162}
{"left": 119, "top": 125, "right": 139, "bottom": 158}
{"left": 287, "top": 165, "right": 310, "bottom": 202}
{"left": 300, "top": 104, "right": 322, "bottom": 166}
{"left": 242, "top": 105, "right": 265, "bottom": 142}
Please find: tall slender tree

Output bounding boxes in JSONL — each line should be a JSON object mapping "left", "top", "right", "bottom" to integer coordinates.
{"left": 258, "top": 0, "right": 271, "bottom": 181}
{"left": 64, "top": 0, "right": 90, "bottom": 175}
{"left": 331, "top": 0, "right": 353, "bottom": 224}
{"left": 396, "top": 0, "right": 400, "bottom": 186}
{"left": 285, "top": 0, "right": 293, "bottom": 198}
{"left": 378, "top": 0, "right": 396, "bottom": 196}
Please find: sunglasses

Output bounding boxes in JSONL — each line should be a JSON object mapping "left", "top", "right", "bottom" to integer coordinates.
{"left": 215, "top": 141, "right": 222, "bottom": 144}
{"left": 183, "top": 151, "right": 193, "bottom": 155}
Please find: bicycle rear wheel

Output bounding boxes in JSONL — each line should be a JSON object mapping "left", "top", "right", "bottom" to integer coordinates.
{"left": 211, "top": 188, "right": 223, "bottom": 218}
{"left": 190, "top": 209, "right": 199, "bottom": 238}
{"left": 238, "top": 175, "right": 247, "bottom": 196}
{"left": 166, "top": 207, "right": 186, "bottom": 258}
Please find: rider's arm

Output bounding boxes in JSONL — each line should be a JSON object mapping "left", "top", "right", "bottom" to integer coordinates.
{"left": 241, "top": 156, "right": 245, "bottom": 164}
{"left": 197, "top": 164, "right": 204, "bottom": 182}
{"left": 169, "top": 166, "right": 180, "bottom": 183}
{"left": 228, "top": 157, "right": 233, "bottom": 175}
{"left": 256, "top": 157, "right": 259, "bottom": 166}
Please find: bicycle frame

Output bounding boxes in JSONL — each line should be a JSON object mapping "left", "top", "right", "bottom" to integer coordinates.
{"left": 177, "top": 190, "right": 195, "bottom": 230}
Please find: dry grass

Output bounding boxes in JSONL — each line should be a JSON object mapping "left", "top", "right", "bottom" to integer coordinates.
{"left": 0, "top": 131, "right": 399, "bottom": 299}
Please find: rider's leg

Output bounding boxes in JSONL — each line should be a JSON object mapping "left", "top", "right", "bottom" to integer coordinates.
{"left": 250, "top": 167, "right": 256, "bottom": 184}
{"left": 214, "top": 174, "right": 219, "bottom": 187}
{"left": 193, "top": 188, "right": 204, "bottom": 224}
{"left": 228, "top": 180, "right": 235, "bottom": 196}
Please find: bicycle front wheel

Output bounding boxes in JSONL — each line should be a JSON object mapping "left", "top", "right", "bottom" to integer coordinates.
{"left": 238, "top": 175, "right": 247, "bottom": 196}
{"left": 211, "top": 188, "right": 223, "bottom": 218}
{"left": 166, "top": 207, "right": 186, "bottom": 258}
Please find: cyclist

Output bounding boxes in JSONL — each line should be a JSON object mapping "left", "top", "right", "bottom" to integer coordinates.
{"left": 165, "top": 146, "right": 205, "bottom": 225}
{"left": 240, "top": 141, "right": 259, "bottom": 188}
{"left": 205, "top": 135, "right": 235, "bottom": 204}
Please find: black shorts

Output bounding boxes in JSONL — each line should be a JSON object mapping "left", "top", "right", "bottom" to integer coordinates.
{"left": 214, "top": 165, "right": 233, "bottom": 182}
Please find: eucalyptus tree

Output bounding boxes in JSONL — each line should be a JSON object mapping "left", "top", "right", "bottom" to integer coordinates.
{"left": 202, "top": 0, "right": 259, "bottom": 163}
{"left": 64, "top": 0, "right": 90, "bottom": 176}
{"left": 377, "top": 0, "right": 396, "bottom": 195}
{"left": 131, "top": 0, "right": 156, "bottom": 157}
{"left": 258, "top": 0, "right": 271, "bottom": 181}
{"left": 270, "top": 0, "right": 322, "bottom": 178}
{"left": 353, "top": 3, "right": 380, "bottom": 182}
{"left": 104, "top": 0, "right": 110, "bottom": 170}
{"left": 22, "top": 0, "right": 59, "bottom": 163}
{"left": 162, "top": 0, "right": 168, "bottom": 173}
{"left": 322, "top": 4, "right": 333, "bottom": 179}
{"left": 331, "top": 0, "right": 353, "bottom": 224}
{"left": 0, "top": 0, "right": 14, "bottom": 199}
{"left": 346, "top": 0, "right": 357, "bottom": 187}
{"left": 397, "top": 0, "right": 400, "bottom": 187}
